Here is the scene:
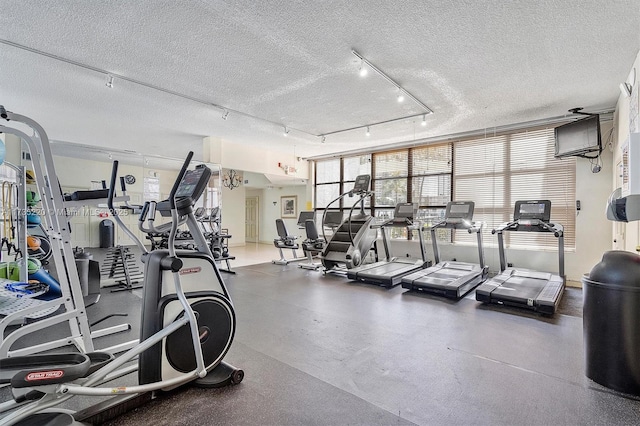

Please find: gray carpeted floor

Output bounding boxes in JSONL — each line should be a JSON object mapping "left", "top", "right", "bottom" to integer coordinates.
{"left": 2, "top": 259, "right": 637, "bottom": 425}
{"left": 101, "top": 262, "right": 637, "bottom": 426}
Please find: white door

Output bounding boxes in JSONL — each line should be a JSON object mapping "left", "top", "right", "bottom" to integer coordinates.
{"left": 245, "top": 197, "right": 259, "bottom": 243}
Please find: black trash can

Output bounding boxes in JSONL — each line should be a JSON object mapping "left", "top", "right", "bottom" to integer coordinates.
{"left": 99, "top": 219, "right": 115, "bottom": 248}
{"left": 582, "top": 250, "right": 640, "bottom": 395}
{"left": 74, "top": 248, "right": 93, "bottom": 296}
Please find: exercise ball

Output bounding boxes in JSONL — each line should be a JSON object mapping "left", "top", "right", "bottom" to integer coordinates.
{"left": 30, "top": 235, "right": 52, "bottom": 261}
{"left": 26, "top": 211, "right": 41, "bottom": 226}
{"left": 26, "top": 190, "right": 41, "bottom": 207}
{"left": 27, "top": 258, "right": 42, "bottom": 274}
{"left": 27, "top": 235, "right": 41, "bottom": 250}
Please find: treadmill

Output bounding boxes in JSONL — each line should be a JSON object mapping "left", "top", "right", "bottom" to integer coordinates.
{"left": 475, "top": 200, "right": 565, "bottom": 315}
{"left": 401, "top": 201, "right": 488, "bottom": 298}
{"left": 347, "top": 202, "right": 429, "bottom": 288}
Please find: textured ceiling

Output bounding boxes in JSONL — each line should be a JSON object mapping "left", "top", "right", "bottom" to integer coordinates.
{"left": 0, "top": 0, "right": 639, "bottom": 162}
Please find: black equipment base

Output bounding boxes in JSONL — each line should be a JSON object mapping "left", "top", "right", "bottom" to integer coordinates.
{"left": 402, "top": 261, "right": 487, "bottom": 299}
{"left": 475, "top": 268, "right": 565, "bottom": 315}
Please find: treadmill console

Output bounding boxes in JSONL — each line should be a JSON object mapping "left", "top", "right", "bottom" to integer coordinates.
{"left": 513, "top": 200, "right": 551, "bottom": 222}
{"left": 445, "top": 201, "right": 475, "bottom": 223}
{"left": 391, "top": 203, "right": 417, "bottom": 225}
{"left": 351, "top": 175, "right": 371, "bottom": 195}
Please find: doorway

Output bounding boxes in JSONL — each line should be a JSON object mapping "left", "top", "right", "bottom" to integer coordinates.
{"left": 245, "top": 196, "right": 259, "bottom": 243}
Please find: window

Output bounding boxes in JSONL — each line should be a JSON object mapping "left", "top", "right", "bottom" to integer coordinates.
{"left": 312, "top": 127, "right": 575, "bottom": 250}
{"left": 315, "top": 156, "right": 370, "bottom": 210}
{"left": 453, "top": 128, "right": 575, "bottom": 249}
{"left": 411, "top": 144, "right": 452, "bottom": 242}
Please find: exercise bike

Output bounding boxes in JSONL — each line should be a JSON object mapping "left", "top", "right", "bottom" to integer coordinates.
{"left": 0, "top": 152, "right": 243, "bottom": 425}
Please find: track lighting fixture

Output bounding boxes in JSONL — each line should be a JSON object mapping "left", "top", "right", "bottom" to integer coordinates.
{"left": 222, "top": 110, "right": 229, "bottom": 120}
{"left": 284, "top": 127, "right": 289, "bottom": 137}
{"left": 359, "top": 60, "right": 368, "bottom": 77}
{"left": 366, "top": 126, "right": 370, "bottom": 136}
{"left": 421, "top": 114, "right": 427, "bottom": 126}
{"left": 105, "top": 75, "right": 114, "bottom": 89}
{"left": 351, "top": 50, "right": 431, "bottom": 114}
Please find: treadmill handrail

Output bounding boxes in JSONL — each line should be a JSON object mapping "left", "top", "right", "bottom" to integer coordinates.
{"left": 492, "top": 220, "right": 518, "bottom": 234}
{"left": 428, "top": 215, "right": 482, "bottom": 231}
{"left": 467, "top": 221, "right": 483, "bottom": 234}
{"left": 494, "top": 218, "right": 565, "bottom": 277}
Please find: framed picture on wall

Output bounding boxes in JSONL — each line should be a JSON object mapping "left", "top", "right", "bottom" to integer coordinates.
{"left": 281, "top": 195, "right": 297, "bottom": 219}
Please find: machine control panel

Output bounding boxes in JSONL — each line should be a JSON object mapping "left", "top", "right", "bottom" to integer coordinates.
{"left": 513, "top": 200, "right": 551, "bottom": 222}
{"left": 444, "top": 201, "right": 475, "bottom": 224}
{"left": 351, "top": 175, "right": 371, "bottom": 194}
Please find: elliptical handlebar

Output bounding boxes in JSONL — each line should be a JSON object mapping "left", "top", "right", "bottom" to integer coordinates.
{"left": 106, "top": 161, "right": 119, "bottom": 214}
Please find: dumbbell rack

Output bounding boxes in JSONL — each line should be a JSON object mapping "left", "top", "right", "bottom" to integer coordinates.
{"left": 100, "top": 245, "right": 143, "bottom": 292}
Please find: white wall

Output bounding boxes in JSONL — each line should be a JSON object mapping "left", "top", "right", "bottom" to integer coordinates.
{"left": 220, "top": 181, "right": 246, "bottom": 247}
{"left": 204, "top": 137, "right": 310, "bottom": 181}
{"left": 245, "top": 185, "right": 309, "bottom": 244}
{"left": 612, "top": 50, "right": 640, "bottom": 253}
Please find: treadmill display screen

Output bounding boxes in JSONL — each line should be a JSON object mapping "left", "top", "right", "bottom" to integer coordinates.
{"left": 395, "top": 203, "right": 415, "bottom": 218}
{"left": 513, "top": 200, "right": 552, "bottom": 222}
{"left": 445, "top": 201, "right": 474, "bottom": 221}
{"left": 449, "top": 204, "right": 469, "bottom": 214}
{"left": 519, "top": 203, "right": 545, "bottom": 215}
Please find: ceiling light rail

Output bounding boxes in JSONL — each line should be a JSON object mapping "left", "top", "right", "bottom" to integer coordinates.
{"left": 0, "top": 38, "right": 314, "bottom": 138}
{"left": 308, "top": 111, "right": 615, "bottom": 160}
{"left": 351, "top": 49, "right": 433, "bottom": 114}
{"left": 319, "top": 112, "right": 429, "bottom": 139}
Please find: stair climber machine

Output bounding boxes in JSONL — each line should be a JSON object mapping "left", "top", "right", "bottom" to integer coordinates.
{"left": 0, "top": 153, "right": 243, "bottom": 425}
{"left": 402, "top": 201, "right": 488, "bottom": 298}
{"left": 347, "top": 202, "right": 430, "bottom": 288}
{"left": 320, "top": 175, "right": 378, "bottom": 273}
{"left": 475, "top": 200, "right": 565, "bottom": 315}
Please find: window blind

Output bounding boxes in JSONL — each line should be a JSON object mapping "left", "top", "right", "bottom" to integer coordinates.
{"left": 453, "top": 128, "right": 575, "bottom": 249}
{"left": 373, "top": 150, "right": 409, "bottom": 207}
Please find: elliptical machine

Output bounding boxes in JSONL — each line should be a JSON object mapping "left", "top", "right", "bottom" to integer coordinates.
{"left": 130, "top": 157, "right": 242, "bottom": 387}
{"left": 0, "top": 153, "right": 243, "bottom": 425}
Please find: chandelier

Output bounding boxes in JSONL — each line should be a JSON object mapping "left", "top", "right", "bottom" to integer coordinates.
{"left": 223, "top": 169, "right": 242, "bottom": 190}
